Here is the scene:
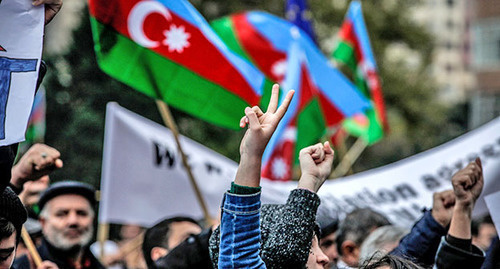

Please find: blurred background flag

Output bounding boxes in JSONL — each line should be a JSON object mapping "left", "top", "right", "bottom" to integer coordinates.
{"left": 25, "top": 88, "right": 46, "bottom": 144}
{"left": 211, "top": 11, "right": 370, "bottom": 126}
{"left": 211, "top": 11, "right": 371, "bottom": 180}
{"left": 88, "top": 0, "right": 265, "bottom": 129}
{"left": 262, "top": 42, "right": 325, "bottom": 181}
{"left": 285, "top": 0, "right": 317, "bottom": 43}
{"left": 332, "top": 0, "right": 388, "bottom": 145}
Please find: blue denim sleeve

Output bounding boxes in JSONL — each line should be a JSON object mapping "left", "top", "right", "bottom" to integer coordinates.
{"left": 391, "top": 210, "right": 447, "bottom": 267}
{"left": 218, "top": 191, "right": 266, "bottom": 269}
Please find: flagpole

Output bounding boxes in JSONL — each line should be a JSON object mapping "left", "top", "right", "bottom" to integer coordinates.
{"left": 155, "top": 100, "right": 212, "bottom": 225}
{"left": 21, "top": 226, "right": 42, "bottom": 267}
{"left": 97, "top": 222, "right": 109, "bottom": 262}
{"left": 330, "top": 137, "right": 367, "bottom": 178}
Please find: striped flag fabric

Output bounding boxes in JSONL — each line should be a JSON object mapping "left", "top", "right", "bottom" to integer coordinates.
{"left": 88, "top": 0, "right": 265, "bottom": 129}
{"left": 262, "top": 43, "right": 326, "bottom": 181}
{"left": 25, "top": 88, "right": 46, "bottom": 144}
{"left": 211, "top": 11, "right": 371, "bottom": 180}
{"left": 332, "top": 1, "right": 388, "bottom": 145}
{"left": 211, "top": 11, "right": 371, "bottom": 128}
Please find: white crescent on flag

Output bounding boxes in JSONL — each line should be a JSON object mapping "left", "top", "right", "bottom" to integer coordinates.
{"left": 127, "top": 0, "right": 172, "bottom": 48}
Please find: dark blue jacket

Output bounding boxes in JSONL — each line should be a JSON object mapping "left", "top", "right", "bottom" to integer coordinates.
{"left": 391, "top": 210, "right": 447, "bottom": 267}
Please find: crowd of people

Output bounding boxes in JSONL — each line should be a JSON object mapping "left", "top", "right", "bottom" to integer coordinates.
{"left": 0, "top": 84, "right": 498, "bottom": 269}
{"left": 1, "top": 0, "right": 499, "bottom": 268}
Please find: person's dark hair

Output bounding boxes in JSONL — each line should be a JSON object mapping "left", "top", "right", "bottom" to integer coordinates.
{"left": 320, "top": 219, "right": 338, "bottom": 239}
{"left": 0, "top": 187, "right": 27, "bottom": 244}
{"left": 472, "top": 215, "right": 493, "bottom": 236}
{"left": 361, "top": 254, "right": 424, "bottom": 269}
{"left": 336, "top": 208, "right": 391, "bottom": 255}
{"left": 142, "top": 216, "right": 200, "bottom": 268}
{"left": 0, "top": 217, "right": 16, "bottom": 241}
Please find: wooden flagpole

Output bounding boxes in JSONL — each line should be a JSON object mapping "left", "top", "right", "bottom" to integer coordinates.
{"left": 97, "top": 223, "right": 109, "bottom": 261}
{"left": 330, "top": 137, "right": 367, "bottom": 178}
{"left": 155, "top": 100, "right": 212, "bottom": 225}
{"left": 21, "top": 226, "right": 42, "bottom": 267}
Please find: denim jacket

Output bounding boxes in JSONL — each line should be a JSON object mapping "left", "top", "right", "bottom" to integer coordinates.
{"left": 219, "top": 191, "right": 266, "bottom": 269}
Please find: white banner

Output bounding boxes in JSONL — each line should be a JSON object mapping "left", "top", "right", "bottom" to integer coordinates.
{"left": 485, "top": 191, "right": 500, "bottom": 236}
{"left": 0, "top": 0, "right": 44, "bottom": 145}
{"left": 99, "top": 103, "right": 237, "bottom": 227}
{"left": 260, "top": 117, "right": 500, "bottom": 226}
{"left": 100, "top": 104, "right": 500, "bottom": 227}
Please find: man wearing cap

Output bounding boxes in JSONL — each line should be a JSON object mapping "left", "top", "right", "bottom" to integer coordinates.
{"left": 13, "top": 181, "right": 104, "bottom": 269}
{"left": 0, "top": 187, "right": 58, "bottom": 269}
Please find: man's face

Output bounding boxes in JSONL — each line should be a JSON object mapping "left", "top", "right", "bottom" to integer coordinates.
{"left": 40, "top": 194, "right": 94, "bottom": 250}
{"left": 0, "top": 233, "right": 16, "bottom": 269}
{"left": 320, "top": 232, "right": 338, "bottom": 269}
{"left": 166, "top": 221, "right": 202, "bottom": 250}
{"left": 306, "top": 235, "right": 329, "bottom": 269}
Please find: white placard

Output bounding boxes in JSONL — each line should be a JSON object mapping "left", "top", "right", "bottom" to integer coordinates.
{"left": 0, "top": 0, "right": 44, "bottom": 145}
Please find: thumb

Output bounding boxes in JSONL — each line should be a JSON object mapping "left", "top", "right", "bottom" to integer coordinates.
{"left": 475, "top": 157, "right": 482, "bottom": 170}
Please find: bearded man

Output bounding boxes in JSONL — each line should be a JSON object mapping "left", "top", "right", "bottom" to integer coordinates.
{"left": 14, "top": 181, "right": 104, "bottom": 269}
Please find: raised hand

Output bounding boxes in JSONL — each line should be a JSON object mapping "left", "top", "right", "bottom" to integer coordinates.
{"left": 234, "top": 84, "right": 294, "bottom": 188}
{"left": 451, "top": 158, "right": 484, "bottom": 210}
{"left": 297, "top": 142, "right": 334, "bottom": 193}
{"left": 239, "top": 84, "right": 295, "bottom": 158}
{"left": 431, "top": 190, "right": 455, "bottom": 228}
{"left": 11, "top": 143, "right": 63, "bottom": 188}
{"left": 448, "top": 158, "right": 484, "bottom": 240}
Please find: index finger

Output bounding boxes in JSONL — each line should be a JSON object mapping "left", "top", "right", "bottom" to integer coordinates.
{"left": 266, "top": 84, "right": 280, "bottom": 113}
{"left": 274, "top": 90, "right": 295, "bottom": 119}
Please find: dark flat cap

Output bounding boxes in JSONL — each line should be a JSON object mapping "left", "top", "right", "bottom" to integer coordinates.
{"left": 0, "top": 187, "right": 27, "bottom": 233}
{"left": 38, "top": 181, "right": 96, "bottom": 211}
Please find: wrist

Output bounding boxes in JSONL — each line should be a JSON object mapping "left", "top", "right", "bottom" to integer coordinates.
{"left": 234, "top": 155, "right": 262, "bottom": 188}
{"left": 10, "top": 166, "right": 28, "bottom": 188}
{"left": 454, "top": 200, "right": 473, "bottom": 213}
{"left": 297, "top": 175, "right": 322, "bottom": 193}
{"left": 453, "top": 204, "right": 472, "bottom": 219}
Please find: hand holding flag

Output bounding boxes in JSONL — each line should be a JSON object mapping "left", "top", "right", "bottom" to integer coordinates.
{"left": 235, "top": 84, "right": 295, "bottom": 188}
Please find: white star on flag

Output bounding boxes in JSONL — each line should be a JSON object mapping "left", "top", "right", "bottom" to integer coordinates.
{"left": 271, "top": 59, "right": 287, "bottom": 79}
{"left": 163, "top": 24, "right": 190, "bottom": 53}
{"left": 271, "top": 157, "right": 289, "bottom": 180}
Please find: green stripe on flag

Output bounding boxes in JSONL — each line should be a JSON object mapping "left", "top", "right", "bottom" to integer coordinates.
{"left": 91, "top": 17, "right": 251, "bottom": 129}
{"left": 342, "top": 107, "right": 383, "bottom": 144}
{"left": 332, "top": 41, "right": 357, "bottom": 72}
{"left": 211, "top": 17, "right": 253, "bottom": 64}
{"left": 295, "top": 98, "right": 326, "bottom": 163}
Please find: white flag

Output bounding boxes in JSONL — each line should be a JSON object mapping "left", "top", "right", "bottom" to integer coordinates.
{"left": 0, "top": 0, "right": 44, "bottom": 145}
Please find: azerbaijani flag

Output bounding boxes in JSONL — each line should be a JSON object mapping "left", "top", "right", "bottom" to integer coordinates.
{"left": 211, "top": 12, "right": 370, "bottom": 180}
{"left": 332, "top": 1, "right": 388, "bottom": 144}
{"left": 262, "top": 43, "right": 327, "bottom": 181}
{"left": 25, "top": 88, "right": 46, "bottom": 144}
{"left": 211, "top": 11, "right": 371, "bottom": 129}
{"left": 88, "top": 0, "right": 265, "bottom": 129}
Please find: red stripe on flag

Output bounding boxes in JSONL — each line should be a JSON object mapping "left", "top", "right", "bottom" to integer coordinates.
{"left": 232, "top": 13, "right": 287, "bottom": 82}
{"left": 338, "top": 20, "right": 363, "bottom": 63}
{"left": 89, "top": 0, "right": 260, "bottom": 105}
{"left": 339, "top": 19, "right": 388, "bottom": 131}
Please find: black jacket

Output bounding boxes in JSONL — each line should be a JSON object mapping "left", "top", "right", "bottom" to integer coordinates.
{"left": 13, "top": 238, "right": 104, "bottom": 269}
